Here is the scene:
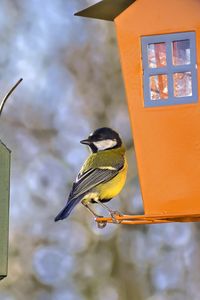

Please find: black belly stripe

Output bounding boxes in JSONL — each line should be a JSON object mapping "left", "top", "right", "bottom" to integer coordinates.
{"left": 91, "top": 198, "right": 112, "bottom": 204}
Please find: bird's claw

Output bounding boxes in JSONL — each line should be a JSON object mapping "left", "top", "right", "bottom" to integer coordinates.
{"left": 110, "top": 211, "right": 123, "bottom": 224}
{"left": 95, "top": 216, "right": 107, "bottom": 229}
{"left": 97, "top": 221, "right": 107, "bottom": 229}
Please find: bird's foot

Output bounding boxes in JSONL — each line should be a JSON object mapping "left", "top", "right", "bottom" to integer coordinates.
{"left": 95, "top": 216, "right": 107, "bottom": 229}
{"left": 97, "top": 221, "right": 107, "bottom": 229}
{"left": 110, "top": 211, "right": 123, "bottom": 224}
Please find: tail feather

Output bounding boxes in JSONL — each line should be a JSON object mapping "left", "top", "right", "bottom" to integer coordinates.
{"left": 54, "top": 196, "right": 82, "bottom": 222}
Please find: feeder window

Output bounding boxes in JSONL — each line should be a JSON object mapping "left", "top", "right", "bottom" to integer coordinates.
{"left": 141, "top": 32, "right": 198, "bottom": 107}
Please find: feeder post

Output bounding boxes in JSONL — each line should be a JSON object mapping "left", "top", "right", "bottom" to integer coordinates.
{"left": 0, "top": 141, "right": 10, "bottom": 280}
{"left": 0, "top": 78, "right": 22, "bottom": 279}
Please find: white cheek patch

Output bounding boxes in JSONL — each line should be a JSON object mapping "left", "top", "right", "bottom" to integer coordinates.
{"left": 93, "top": 139, "right": 117, "bottom": 151}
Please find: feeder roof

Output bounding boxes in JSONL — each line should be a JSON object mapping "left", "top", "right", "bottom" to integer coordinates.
{"left": 74, "top": 0, "right": 135, "bottom": 21}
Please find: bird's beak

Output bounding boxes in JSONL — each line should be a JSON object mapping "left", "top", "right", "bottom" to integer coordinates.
{"left": 80, "top": 138, "right": 91, "bottom": 145}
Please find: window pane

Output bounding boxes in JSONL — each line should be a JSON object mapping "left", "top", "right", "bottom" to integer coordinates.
{"left": 173, "top": 72, "right": 192, "bottom": 97}
{"left": 148, "top": 43, "right": 167, "bottom": 68}
{"left": 172, "top": 40, "right": 190, "bottom": 65}
{"left": 150, "top": 74, "right": 168, "bottom": 100}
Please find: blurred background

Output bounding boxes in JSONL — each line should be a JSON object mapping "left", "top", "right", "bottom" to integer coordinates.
{"left": 0, "top": 0, "right": 200, "bottom": 299}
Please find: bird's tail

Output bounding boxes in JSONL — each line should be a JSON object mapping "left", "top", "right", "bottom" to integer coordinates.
{"left": 54, "top": 196, "right": 82, "bottom": 222}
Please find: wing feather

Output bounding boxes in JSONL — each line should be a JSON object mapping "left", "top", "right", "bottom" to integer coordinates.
{"left": 67, "top": 161, "right": 124, "bottom": 202}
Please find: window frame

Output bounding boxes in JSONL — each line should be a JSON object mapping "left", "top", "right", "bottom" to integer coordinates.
{"left": 141, "top": 32, "right": 198, "bottom": 107}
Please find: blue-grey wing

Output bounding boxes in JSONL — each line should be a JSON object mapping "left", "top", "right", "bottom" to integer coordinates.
{"left": 68, "top": 162, "right": 123, "bottom": 202}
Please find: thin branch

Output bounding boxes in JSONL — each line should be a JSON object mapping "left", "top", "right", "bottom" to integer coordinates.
{"left": 0, "top": 78, "right": 23, "bottom": 117}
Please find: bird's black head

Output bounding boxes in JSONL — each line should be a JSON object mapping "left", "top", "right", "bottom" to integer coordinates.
{"left": 80, "top": 127, "right": 122, "bottom": 153}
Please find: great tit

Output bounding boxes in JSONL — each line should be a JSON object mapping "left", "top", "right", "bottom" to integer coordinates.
{"left": 54, "top": 127, "right": 127, "bottom": 225}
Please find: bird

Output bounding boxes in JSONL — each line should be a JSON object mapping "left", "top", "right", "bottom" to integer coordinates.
{"left": 54, "top": 127, "right": 127, "bottom": 227}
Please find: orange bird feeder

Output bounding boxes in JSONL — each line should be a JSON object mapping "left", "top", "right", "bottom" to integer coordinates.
{"left": 75, "top": 0, "right": 200, "bottom": 225}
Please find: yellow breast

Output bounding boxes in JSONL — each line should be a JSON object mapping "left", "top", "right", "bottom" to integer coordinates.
{"left": 96, "top": 158, "right": 127, "bottom": 200}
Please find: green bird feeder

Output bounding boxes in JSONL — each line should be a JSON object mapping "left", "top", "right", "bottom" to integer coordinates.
{"left": 0, "top": 140, "right": 10, "bottom": 280}
{"left": 0, "top": 79, "right": 22, "bottom": 280}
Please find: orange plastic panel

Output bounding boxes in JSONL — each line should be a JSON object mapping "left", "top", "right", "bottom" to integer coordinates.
{"left": 115, "top": 0, "right": 200, "bottom": 215}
